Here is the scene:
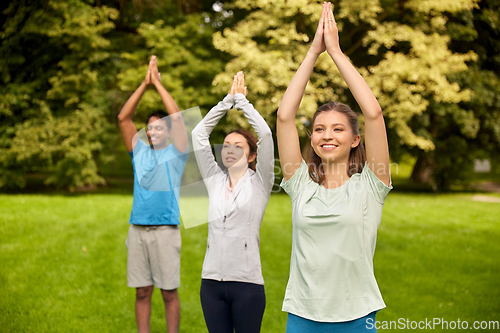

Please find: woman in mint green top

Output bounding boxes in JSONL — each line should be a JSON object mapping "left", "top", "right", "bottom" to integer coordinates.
{"left": 276, "top": 3, "right": 392, "bottom": 332}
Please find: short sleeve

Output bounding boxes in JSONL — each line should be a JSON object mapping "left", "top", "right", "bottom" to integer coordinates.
{"left": 361, "top": 162, "right": 392, "bottom": 204}
{"left": 280, "top": 160, "right": 310, "bottom": 202}
{"left": 169, "top": 143, "right": 189, "bottom": 158}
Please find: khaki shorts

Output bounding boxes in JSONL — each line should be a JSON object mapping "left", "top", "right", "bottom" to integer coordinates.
{"left": 126, "top": 224, "right": 181, "bottom": 290}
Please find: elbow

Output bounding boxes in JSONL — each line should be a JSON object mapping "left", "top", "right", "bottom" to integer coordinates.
{"left": 117, "top": 111, "right": 129, "bottom": 124}
{"left": 169, "top": 111, "right": 182, "bottom": 122}
{"left": 365, "top": 107, "right": 384, "bottom": 121}
{"left": 276, "top": 109, "right": 295, "bottom": 124}
{"left": 191, "top": 125, "right": 204, "bottom": 141}
{"left": 257, "top": 127, "right": 273, "bottom": 145}
{"left": 191, "top": 126, "right": 199, "bottom": 137}
{"left": 262, "top": 126, "right": 273, "bottom": 139}
{"left": 276, "top": 108, "right": 288, "bottom": 123}
{"left": 276, "top": 106, "right": 296, "bottom": 124}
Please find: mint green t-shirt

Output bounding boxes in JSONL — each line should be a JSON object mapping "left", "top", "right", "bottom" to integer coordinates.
{"left": 281, "top": 160, "right": 392, "bottom": 322}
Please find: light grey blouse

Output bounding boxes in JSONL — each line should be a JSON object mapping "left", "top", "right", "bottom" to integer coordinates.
{"left": 191, "top": 93, "right": 274, "bottom": 285}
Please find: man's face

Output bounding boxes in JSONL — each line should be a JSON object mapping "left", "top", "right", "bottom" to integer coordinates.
{"left": 147, "top": 116, "right": 170, "bottom": 150}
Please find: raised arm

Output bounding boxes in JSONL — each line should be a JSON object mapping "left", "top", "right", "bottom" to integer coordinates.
{"left": 277, "top": 3, "right": 327, "bottom": 181}
{"left": 233, "top": 72, "right": 274, "bottom": 194}
{"left": 324, "top": 3, "right": 390, "bottom": 186}
{"left": 191, "top": 93, "right": 234, "bottom": 186}
{"left": 149, "top": 56, "right": 189, "bottom": 154}
{"left": 117, "top": 64, "right": 151, "bottom": 152}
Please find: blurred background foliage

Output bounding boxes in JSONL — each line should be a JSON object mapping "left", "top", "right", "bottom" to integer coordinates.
{"left": 1, "top": 0, "right": 499, "bottom": 191}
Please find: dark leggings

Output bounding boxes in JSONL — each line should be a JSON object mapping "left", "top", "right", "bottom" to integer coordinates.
{"left": 200, "top": 279, "right": 266, "bottom": 333}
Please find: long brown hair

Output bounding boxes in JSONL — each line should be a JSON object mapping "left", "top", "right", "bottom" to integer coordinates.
{"left": 308, "top": 102, "right": 366, "bottom": 185}
{"left": 227, "top": 129, "right": 258, "bottom": 171}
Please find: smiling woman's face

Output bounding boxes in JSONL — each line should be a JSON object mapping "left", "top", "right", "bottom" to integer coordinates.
{"left": 221, "top": 132, "right": 253, "bottom": 170}
{"left": 310, "top": 111, "right": 360, "bottom": 164}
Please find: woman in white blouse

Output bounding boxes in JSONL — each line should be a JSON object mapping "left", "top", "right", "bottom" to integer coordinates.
{"left": 192, "top": 71, "right": 274, "bottom": 333}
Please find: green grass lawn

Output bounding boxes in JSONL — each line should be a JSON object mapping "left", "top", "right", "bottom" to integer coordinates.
{"left": 1, "top": 192, "right": 499, "bottom": 332}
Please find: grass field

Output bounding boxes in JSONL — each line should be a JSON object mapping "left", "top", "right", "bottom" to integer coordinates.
{"left": 1, "top": 191, "right": 499, "bottom": 332}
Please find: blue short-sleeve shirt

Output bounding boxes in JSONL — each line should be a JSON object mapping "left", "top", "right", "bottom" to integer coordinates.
{"left": 128, "top": 140, "right": 188, "bottom": 225}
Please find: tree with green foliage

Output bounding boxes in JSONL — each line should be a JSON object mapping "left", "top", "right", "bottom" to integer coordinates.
{"left": 2, "top": 0, "right": 499, "bottom": 191}
{"left": 0, "top": 0, "right": 119, "bottom": 190}
{"left": 110, "top": 0, "right": 230, "bottom": 183}
{"left": 0, "top": 0, "right": 228, "bottom": 190}
{"left": 211, "top": 0, "right": 488, "bottom": 190}
{"left": 116, "top": 10, "right": 227, "bottom": 124}
{"left": 422, "top": 0, "right": 500, "bottom": 189}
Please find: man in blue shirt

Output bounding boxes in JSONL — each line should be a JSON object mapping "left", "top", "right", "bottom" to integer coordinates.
{"left": 118, "top": 55, "right": 188, "bottom": 333}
